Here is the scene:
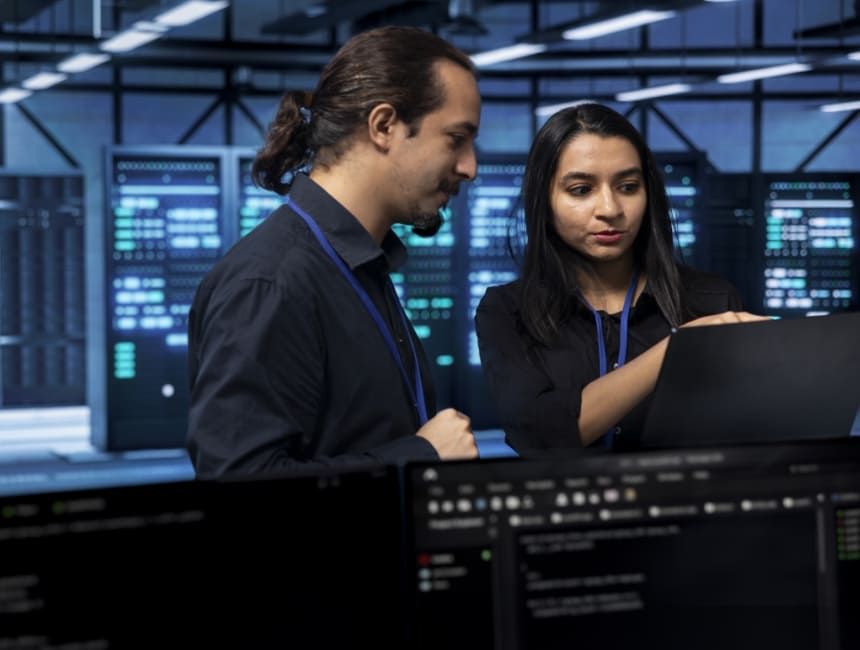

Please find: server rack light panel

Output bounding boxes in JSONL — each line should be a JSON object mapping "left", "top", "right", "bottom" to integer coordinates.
{"left": 451, "top": 157, "right": 526, "bottom": 428}
{"left": 390, "top": 217, "right": 459, "bottom": 410}
{"left": 762, "top": 176, "right": 858, "bottom": 316}
{"left": 104, "top": 148, "right": 229, "bottom": 450}
{"left": 236, "top": 153, "right": 281, "bottom": 238}
{"left": 0, "top": 173, "right": 85, "bottom": 407}
{"left": 654, "top": 153, "right": 704, "bottom": 266}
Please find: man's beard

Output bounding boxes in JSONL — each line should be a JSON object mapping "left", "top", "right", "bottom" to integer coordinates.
{"left": 411, "top": 211, "right": 443, "bottom": 237}
{"left": 411, "top": 179, "right": 460, "bottom": 238}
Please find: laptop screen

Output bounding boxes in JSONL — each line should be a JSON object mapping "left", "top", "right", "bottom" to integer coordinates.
{"left": 403, "top": 439, "right": 860, "bottom": 649}
{"left": 641, "top": 311, "right": 860, "bottom": 449}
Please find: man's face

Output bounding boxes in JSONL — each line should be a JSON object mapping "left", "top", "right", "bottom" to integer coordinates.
{"left": 388, "top": 60, "right": 481, "bottom": 235}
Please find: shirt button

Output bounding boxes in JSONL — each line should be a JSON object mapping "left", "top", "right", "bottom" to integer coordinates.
{"left": 614, "top": 426, "right": 622, "bottom": 436}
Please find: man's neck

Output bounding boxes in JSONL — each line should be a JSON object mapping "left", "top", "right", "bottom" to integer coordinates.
{"left": 309, "top": 162, "right": 391, "bottom": 244}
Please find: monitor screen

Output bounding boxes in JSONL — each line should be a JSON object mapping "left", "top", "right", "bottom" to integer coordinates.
{"left": 102, "top": 147, "right": 230, "bottom": 450}
{"left": 761, "top": 175, "right": 858, "bottom": 316}
{"left": 0, "top": 172, "right": 85, "bottom": 407}
{"left": 0, "top": 464, "right": 404, "bottom": 647}
{"left": 403, "top": 438, "right": 860, "bottom": 649}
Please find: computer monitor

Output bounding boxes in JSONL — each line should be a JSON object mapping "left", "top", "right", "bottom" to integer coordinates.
{"left": 403, "top": 438, "right": 860, "bottom": 649}
{"left": 100, "top": 146, "right": 231, "bottom": 450}
{"left": 760, "top": 174, "right": 858, "bottom": 317}
{"left": 0, "top": 463, "right": 405, "bottom": 647}
{"left": 0, "top": 172, "right": 85, "bottom": 407}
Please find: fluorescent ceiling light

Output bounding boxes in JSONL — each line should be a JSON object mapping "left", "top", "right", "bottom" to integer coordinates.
{"left": 535, "top": 99, "right": 598, "bottom": 117}
{"left": 616, "top": 82, "right": 691, "bottom": 102}
{"left": 820, "top": 99, "right": 860, "bottom": 113}
{"left": 0, "top": 87, "right": 33, "bottom": 104}
{"left": 58, "top": 52, "right": 111, "bottom": 73}
{"left": 848, "top": 51, "right": 860, "bottom": 61}
{"left": 717, "top": 62, "right": 811, "bottom": 84}
{"left": 155, "top": 1, "right": 228, "bottom": 28}
{"left": 22, "top": 72, "right": 68, "bottom": 90}
{"left": 100, "top": 23, "right": 166, "bottom": 53}
{"left": 471, "top": 43, "right": 547, "bottom": 67}
{"left": 563, "top": 10, "right": 676, "bottom": 41}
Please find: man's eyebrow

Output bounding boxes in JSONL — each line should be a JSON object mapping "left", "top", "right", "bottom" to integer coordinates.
{"left": 447, "top": 121, "right": 478, "bottom": 134}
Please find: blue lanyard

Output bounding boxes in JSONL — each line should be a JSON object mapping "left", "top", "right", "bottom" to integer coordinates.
{"left": 286, "top": 196, "right": 428, "bottom": 426}
{"left": 580, "top": 269, "right": 640, "bottom": 449}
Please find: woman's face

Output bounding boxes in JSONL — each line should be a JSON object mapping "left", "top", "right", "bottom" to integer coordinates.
{"left": 549, "top": 133, "right": 646, "bottom": 268}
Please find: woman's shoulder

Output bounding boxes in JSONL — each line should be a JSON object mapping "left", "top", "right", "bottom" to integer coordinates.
{"left": 478, "top": 279, "right": 522, "bottom": 312}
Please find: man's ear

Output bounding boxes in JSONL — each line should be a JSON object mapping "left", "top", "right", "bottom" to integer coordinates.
{"left": 367, "top": 103, "right": 398, "bottom": 152}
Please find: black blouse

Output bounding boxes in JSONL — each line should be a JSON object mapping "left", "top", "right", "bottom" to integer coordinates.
{"left": 475, "top": 267, "right": 743, "bottom": 456}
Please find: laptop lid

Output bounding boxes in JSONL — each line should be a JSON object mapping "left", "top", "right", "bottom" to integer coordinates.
{"left": 641, "top": 310, "right": 860, "bottom": 448}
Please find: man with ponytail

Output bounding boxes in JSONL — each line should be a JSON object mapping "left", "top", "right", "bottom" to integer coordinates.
{"left": 186, "top": 26, "right": 481, "bottom": 478}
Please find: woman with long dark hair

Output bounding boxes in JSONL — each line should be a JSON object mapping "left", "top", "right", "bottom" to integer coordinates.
{"left": 475, "top": 103, "right": 765, "bottom": 455}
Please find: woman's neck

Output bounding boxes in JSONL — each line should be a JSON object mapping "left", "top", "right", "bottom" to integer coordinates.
{"left": 577, "top": 259, "right": 642, "bottom": 314}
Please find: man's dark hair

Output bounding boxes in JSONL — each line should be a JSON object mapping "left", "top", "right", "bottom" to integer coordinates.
{"left": 252, "top": 25, "right": 477, "bottom": 195}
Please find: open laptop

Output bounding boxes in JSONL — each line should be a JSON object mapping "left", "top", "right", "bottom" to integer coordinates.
{"left": 641, "top": 310, "right": 860, "bottom": 449}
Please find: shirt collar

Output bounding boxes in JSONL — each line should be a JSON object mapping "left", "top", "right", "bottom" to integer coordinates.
{"left": 288, "top": 174, "right": 407, "bottom": 273}
{"left": 573, "top": 281, "right": 658, "bottom": 320}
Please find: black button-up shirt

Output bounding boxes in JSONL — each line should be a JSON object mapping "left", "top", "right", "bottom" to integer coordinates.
{"left": 187, "top": 174, "right": 438, "bottom": 478}
{"left": 475, "top": 267, "right": 743, "bottom": 456}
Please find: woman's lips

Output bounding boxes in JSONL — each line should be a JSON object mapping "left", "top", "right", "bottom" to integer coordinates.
{"left": 593, "top": 230, "right": 624, "bottom": 244}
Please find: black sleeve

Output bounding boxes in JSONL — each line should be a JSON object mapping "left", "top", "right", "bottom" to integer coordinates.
{"left": 474, "top": 286, "right": 586, "bottom": 455}
{"left": 186, "top": 277, "right": 436, "bottom": 479}
{"left": 680, "top": 267, "right": 746, "bottom": 319}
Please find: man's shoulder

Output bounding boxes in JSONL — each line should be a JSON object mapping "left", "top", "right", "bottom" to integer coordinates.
{"left": 197, "top": 206, "right": 325, "bottom": 294}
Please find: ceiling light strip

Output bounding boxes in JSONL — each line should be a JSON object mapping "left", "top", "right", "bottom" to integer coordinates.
{"left": 563, "top": 10, "right": 677, "bottom": 41}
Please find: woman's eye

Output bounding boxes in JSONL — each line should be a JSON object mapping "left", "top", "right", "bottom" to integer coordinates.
{"left": 568, "top": 185, "right": 590, "bottom": 196}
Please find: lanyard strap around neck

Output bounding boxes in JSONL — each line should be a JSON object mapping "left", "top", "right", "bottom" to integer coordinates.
{"left": 580, "top": 269, "right": 640, "bottom": 449}
{"left": 286, "top": 196, "right": 428, "bottom": 426}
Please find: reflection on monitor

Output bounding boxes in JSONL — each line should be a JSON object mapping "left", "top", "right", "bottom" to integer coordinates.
{"left": 0, "top": 464, "right": 404, "bottom": 647}
{"left": 101, "top": 147, "right": 230, "bottom": 450}
{"left": 0, "top": 173, "right": 85, "bottom": 407}
{"left": 404, "top": 439, "right": 860, "bottom": 649}
{"left": 762, "top": 176, "right": 858, "bottom": 316}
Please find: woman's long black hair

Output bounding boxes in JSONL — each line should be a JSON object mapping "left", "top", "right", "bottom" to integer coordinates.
{"left": 517, "top": 103, "right": 684, "bottom": 347}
